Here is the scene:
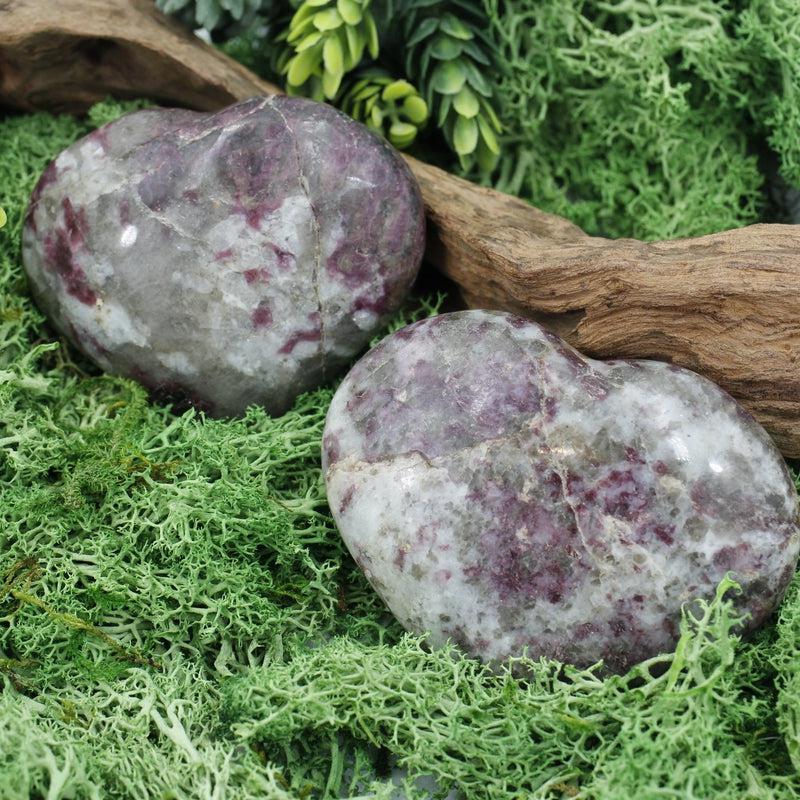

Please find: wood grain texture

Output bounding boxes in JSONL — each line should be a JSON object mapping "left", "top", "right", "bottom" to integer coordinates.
{"left": 0, "top": 0, "right": 280, "bottom": 112}
{"left": 2, "top": 0, "right": 799, "bottom": 454}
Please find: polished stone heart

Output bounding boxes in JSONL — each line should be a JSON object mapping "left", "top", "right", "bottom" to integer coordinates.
{"left": 21, "top": 97, "right": 425, "bottom": 415}
{"left": 323, "top": 310, "right": 800, "bottom": 672}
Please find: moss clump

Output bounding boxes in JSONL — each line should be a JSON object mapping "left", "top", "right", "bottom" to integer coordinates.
{"left": 1, "top": 102, "right": 799, "bottom": 799}
{"left": 479, "top": 0, "right": 800, "bottom": 240}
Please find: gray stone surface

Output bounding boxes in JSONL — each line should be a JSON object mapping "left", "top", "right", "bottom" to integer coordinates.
{"left": 323, "top": 310, "right": 800, "bottom": 673}
{"left": 22, "top": 96, "right": 425, "bottom": 415}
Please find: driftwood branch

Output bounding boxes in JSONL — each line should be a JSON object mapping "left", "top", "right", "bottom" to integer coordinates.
{"left": 1, "top": 0, "right": 799, "bottom": 455}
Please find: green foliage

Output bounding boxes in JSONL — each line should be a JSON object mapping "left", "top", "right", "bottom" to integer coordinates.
{"left": 736, "top": 0, "right": 800, "bottom": 186}
{"left": 163, "top": 0, "right": 502, "bottom": 162}
{"left": 479, "top": 0, "right": 766, "bottom": 241}
{"left": 278, "top": 0, "right": 379, "bottom": 100}
{"left": 400, "top": 0, "right": 502, "bottom": 170}
{"left": 477, "top": 0, "right": 800, "bottom": 240}
{"left": 85, "top": 98, "right": 154, "bottom": 128}
{"left": 342, "top": 68, "right": 429, "bottom": 148}
{"left": 288, "top": 0, "right": 505, "bottom": 163}
{"left": 223, "top": 576, "right": 800, "bottom": 799}
{"left": 1, "top": 103, "right": 800, "bottom": 798}
{"left": 155, "top": 0, "right": 275, "bottom": 36}
{"left": 773, "top": 564, "right": 800, "bottom": 773}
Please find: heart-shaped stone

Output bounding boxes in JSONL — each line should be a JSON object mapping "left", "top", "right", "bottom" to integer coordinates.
{"left": 323, "top": 310, "right": 800, "bottom": 672}
{"left": 22, "top": 97, "right": 425, "bottom": 415}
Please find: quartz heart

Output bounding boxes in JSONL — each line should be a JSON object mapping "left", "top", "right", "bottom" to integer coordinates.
{"left": 322, "top": 310, "right": 800, "bottom": 672}
{"left": 22, "top": 97, "right": 425, "bottom": 415}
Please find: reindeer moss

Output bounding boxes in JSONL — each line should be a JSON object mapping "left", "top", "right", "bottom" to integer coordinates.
{"left": 480, "top": 0, "right": 800, "bottom": 240}
{"left": 1, "top": 103, "right": 799, "bottom": 799}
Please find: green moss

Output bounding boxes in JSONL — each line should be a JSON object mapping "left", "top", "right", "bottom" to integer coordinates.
{"left": 0, "top": 102, "right": 799, "bottom": 799}
{"left": 477, "top": 0, "right": 800, "bottom": 240}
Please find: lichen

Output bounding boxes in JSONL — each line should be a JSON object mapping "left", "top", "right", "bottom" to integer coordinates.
{"left": 477, "top": 0, "right": 800, "bottom": 241}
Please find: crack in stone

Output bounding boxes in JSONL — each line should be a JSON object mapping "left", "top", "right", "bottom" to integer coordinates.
{"left": 540, "top": 374, "right": 612, "bottom": 572}
{"left": 546, "top": 433, "right": 604, "bottom": 570}
{"left": 329, "top": 319, "right": 612, "bottom": 573}
{"left": 175, "top": 98, "right": 268, "bottom": 147}
{"left": 267, "top": 97, "right": 326, "bottom": 376}
{"left": 144, "top": 204, "right": 213, "bottom": 252}
{"left": 498, "top": 326, "right": 609, "bottom": 571}
{"left": 327, "top": 431, "right": 523, "bottom": 479}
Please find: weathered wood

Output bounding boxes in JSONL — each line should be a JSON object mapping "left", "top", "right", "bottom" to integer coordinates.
{"left": 0, "top": 0, "right": 280, "bottom": 112}
{"left": 2, "top": 0, "right": 799, "bottom": 455}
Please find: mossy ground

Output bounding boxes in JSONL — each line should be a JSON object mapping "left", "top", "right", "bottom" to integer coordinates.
{"left": 1, "top": 102, "right": 800, "bottom": 800}
{"left": 477, "top": 0, "right": 800, "bottom": 241}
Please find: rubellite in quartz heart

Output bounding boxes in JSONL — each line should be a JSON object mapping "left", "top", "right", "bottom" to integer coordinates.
{"left": 21, "top": 96, "right": 425, "bottom": 415}
{"left": 322, "top": 310, "right": 800, "bottom": 673}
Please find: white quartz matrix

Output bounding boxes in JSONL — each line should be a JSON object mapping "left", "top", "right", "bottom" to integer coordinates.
{"left": 323, "top": 310, "right": 800, "bottom": 672}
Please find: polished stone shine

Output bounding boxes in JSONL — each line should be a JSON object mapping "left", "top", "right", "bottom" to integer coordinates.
{"left": 323, "top": 310, "right": 800, "bottom": 672}
{"left": 22, "top": 96, "right": 425, "bottom": 415}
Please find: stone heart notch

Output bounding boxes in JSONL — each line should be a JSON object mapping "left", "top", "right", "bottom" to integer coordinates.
{"left": 22, "top": 96, "right": 425, "bottom": 415}
{"left": 323, "top": 310, "right": 800, "bottom": 673}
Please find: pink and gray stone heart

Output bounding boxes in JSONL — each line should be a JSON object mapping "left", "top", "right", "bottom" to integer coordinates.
{"left": 22, "top": 96, "right": 425, "bottom": 415}
{"left": 323, "top": 310, "right": 800, "bottom": 673}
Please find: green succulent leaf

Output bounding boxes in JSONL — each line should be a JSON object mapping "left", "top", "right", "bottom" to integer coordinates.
{"left": 290, "top": 3, "right": 316, "bottom": 26}
{"left": 364, "top": 11, "right": 379, "bottom": 58}
{"left": 431, "top": 60, "right": 467, "bottom": 94}
{"left": 382, "top": 79, "right": 416, "bottom": 102}
{"left": 352, "top": 81, "right": 380, "bottom": 102}
{"left": 195, "top": 0, "right": 222, "bottom": 29}
{"left": 416, "top": 44, "right": 433, "bottom": 83}
{"left": 394, "top": 0, "right": 502, "bottom": 171}
{"left": 461, "top": 38, "right": 491, "bottom": 65}
{"left": 437, "top": 92, "right": 452, "bottom": 127}
{"left": 286, "top": 48, "right": 319, "bottom": 86}
{"left": 462, "top": 59, "right": 491, "bottom": 97}
{"left": 277, "top": 0, "right": 380, "bottom": 102}
{"left": 406, "top": 17, "right": 439, "bottom": 48}
{"left": 343, "top": 69, "right": 428, "bottom": 150}
{"left": 389, "top": 121, "right": 419, "bottom": 148}
{"left": 296, "top": 31, "right": 324, "bottom": 51}
{"left": 270, "top": 0, "right": 501, "bottom": 169}
{"left": 479, "top": 95, "right": 502, "bottom": 131}
{"left": 476, "top": 112, "right": 500, "bottom": 154}
{"left": 453, "top": 85, "right": 479, "bottom": 118}
{"left": 313, "top": 7, "right": 343, "bottom": 30}
{"left": 344, "top": 23, "right": 364, "bottom": 63}
{"left": 222, "top": 0, "right": 245, "bottom": 18}
{"left": 453, "top": 114, "right": 478, "bottom": 155}
{"left": 287, "top": 14, "right": 316, "bottom": 42}
{"left": 322, "top": 67, "right": 343, "bottom": 98}
{"left": 430, "top": 34, "right": 463, "bottom": 60}
{"left": 474, "top": 136, "right": 499, "bottom": 172}
{"left": 403, "top": 94, "right": 429, "bottom": 124}
{"left": 440, "top": 12, "right": 473, "bottom": 40}
{"left": 323, "top": 33, "right": 345, "bottom": 77}
{"left": 336, "top": 0, "right": 362, "bottom": 25}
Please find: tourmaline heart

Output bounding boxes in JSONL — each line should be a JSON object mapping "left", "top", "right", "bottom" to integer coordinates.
{"left": 323, "top": 310, "right": 800, "bottom": 672}
{"left": 21, "top": 96, "right": 425, "bottom": 415}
